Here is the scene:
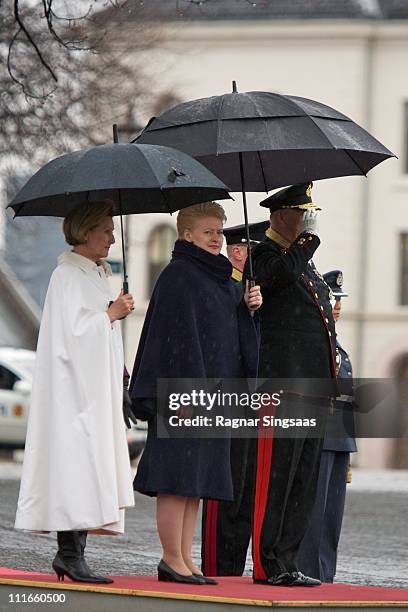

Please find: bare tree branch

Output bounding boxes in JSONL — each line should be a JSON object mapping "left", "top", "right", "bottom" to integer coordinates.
{"left": 13, "top": 0, "right": 58, "bottom": 83}
{"left": 0, "top": 3, "right": 165, "bottom": 170}
{"left": 41, "top": 0, "right": 96, "bottom": 50}
{"left": 7, "top": 1, "right": 120, "bottom": 97}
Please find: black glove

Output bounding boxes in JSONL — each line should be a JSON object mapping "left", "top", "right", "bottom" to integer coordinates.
{"left": 123, "top": 376, "right": 137, "bottom": 429}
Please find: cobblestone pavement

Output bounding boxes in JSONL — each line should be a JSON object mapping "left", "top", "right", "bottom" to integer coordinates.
{"left": 0, "top": 468, "right": 407, "bottom": 588}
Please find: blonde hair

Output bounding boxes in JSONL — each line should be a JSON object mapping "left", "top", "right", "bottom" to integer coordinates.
{"left": 63, "top": 200, "right": 114, "bottom": 246}
{"left": 176, "top": 202, "right": 227, "bottom": 239}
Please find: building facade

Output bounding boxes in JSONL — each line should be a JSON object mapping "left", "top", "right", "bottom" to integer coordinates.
{"left": 110, "top": 4, "right": 408, "bottom": 467}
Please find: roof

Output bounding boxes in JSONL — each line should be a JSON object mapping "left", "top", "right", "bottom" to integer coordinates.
{"left": 0, "top": 258, "right": 41, "bottom": 350}
{"left": 96, "top": 0, "right": 408, "bottom": 23}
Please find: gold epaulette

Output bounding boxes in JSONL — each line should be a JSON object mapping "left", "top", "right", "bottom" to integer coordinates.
{"left": 231, "top": 268, "right": 243, "bottom": 282}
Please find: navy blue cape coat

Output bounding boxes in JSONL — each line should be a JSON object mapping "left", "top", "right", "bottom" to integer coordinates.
{"left": 130, "top": 239, "right": 259, "bottom": 500}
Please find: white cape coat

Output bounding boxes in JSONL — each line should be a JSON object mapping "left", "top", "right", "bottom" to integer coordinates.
{"left": 15, "top": 251, "right": 134, "bottom": 534}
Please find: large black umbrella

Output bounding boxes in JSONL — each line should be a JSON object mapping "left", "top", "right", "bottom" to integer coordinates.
{"left": 8, "top": 141, "right": 231, "bottom": 291}
{"left": 8, "top": 143, "right": 230, "bottom": 216}
{"left": 135, "top": 82, "right": 395, "bottom": 279}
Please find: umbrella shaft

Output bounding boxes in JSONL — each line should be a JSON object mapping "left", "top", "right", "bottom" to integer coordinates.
{"left": 238, "top": 152, "right": 254, "bottom": 284}
{"left": 119, "top": 213, "right": 128, "bottom": 293}
{"left": 116, "top": 205, "right": 128, "bottom": 297}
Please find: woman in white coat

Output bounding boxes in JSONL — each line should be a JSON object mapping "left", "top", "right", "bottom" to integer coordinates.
{"left": 15, "top": 200, "right": 135, "bottom": 583}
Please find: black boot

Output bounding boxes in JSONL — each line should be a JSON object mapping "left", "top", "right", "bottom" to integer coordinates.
{"left": 52, "top": 531, "right": 113, "bottom": 584}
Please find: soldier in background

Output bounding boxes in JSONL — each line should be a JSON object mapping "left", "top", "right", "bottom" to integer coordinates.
{"left": 297, "top": 270, "right": 357, "bottom": 583}
{"left": 201, "top": 220, "right": 268, "bottom": 576}
{"left": 224, "top": 222, "right": 269, "bottom": 283}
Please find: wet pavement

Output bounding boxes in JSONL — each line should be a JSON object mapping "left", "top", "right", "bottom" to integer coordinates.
{"left": 0, "top": 466, "right": 407, "bottom": 589}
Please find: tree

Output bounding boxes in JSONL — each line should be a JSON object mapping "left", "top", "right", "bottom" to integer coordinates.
{"left": 0, "top": 1, "right": 161, "bottom": 169}
{"left": 2, "top": 0, "right": 263, "bottom": 170}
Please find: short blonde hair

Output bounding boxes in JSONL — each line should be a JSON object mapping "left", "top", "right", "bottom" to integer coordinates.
{"left": 63, "top": 200, "right": 114, "bottom": 246}
{"left": 176, "top": 202, "right": 227, "bottom": 239}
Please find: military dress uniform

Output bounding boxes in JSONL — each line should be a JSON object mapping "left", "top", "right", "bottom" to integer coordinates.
{"left": 297, "top": 270, "right": 357, "bottom": 583}
{"left": 251, "top": 184, "right": 337, "bottom": 584}
{"left": 203, "top": 186, "right": 338, "bottom": 584}
{"left": 202, "top": 223, "right": 264, "bottom": 576}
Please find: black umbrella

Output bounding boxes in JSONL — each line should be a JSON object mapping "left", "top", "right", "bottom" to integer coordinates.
{"left": 135, "top": 82, "right": 395, "bottom": 279}
{"left": 8, "top": 141, "right": 231, "bottom": 291}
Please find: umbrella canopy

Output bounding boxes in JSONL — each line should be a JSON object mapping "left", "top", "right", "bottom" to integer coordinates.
{"left": 8, "top": 143, "right": 231, "bottom": 218}
{"left": 135, "top": 89, "right": 395, "bottom": 192}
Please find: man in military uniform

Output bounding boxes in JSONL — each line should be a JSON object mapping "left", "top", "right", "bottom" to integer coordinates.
{"left": 250, "top": 183, "right": 337, "bottom": 587}
{"left": 297, "top": 270, "right": 357, "bottom": 583}
{"left": 223, "top": 222, "right": 269, "bottom": 283}
{"left": 201, "top": 221, "right": 267, "bottom": 576}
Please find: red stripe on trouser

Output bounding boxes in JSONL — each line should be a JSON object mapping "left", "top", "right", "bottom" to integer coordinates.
{"left": 203, "top": 499, "right": 219, "bottom": 576}
{"left": 252, "top": 404, "right": 275, "bottom": 581}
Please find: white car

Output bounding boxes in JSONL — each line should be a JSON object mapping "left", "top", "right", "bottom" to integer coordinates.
{"left": 0, "top": 347, "right": 35, "bottom": 447}
{"left": 0, "top": 347, "right": 146, "bottom": 458}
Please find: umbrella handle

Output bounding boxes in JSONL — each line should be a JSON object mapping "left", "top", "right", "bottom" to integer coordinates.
{"left": 245, "top": 278, "right": 256, "bottom": 319}
{"left": 123, "top": 281, "right": 129, "bottom": 294}
{"left": 250, "top": 278, "right": 256, "bottom": 318}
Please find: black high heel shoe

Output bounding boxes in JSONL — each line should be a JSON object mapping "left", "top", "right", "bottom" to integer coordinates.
{"left": 193, "top": 573, "right": 218, "bottom": 585}
{"left": 52, "top": 531, "right": 113, "bottom": 584}
{"left": 157, "top": 560, "right": 205, "bottom": 584}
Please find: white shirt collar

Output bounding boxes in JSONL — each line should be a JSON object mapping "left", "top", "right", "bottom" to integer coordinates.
{"left": 58, "top": 251, "right": 112, "bottom": 277}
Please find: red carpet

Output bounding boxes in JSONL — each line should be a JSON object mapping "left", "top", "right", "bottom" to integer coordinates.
{"left": 1, "top": 567, "right": 407, "bottom": 605}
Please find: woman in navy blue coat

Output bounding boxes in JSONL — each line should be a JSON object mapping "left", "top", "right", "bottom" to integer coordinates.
{"left": 130, "top": 202, "right": 261, "bottom": 584}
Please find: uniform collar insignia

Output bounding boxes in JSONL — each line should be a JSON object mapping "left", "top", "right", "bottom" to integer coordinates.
{"left": 266, "top": 227, "right": 291, "bottom": 249}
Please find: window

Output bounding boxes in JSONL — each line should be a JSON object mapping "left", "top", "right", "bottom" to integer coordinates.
{"left": 147, "top": 225, "right": 177, "bottom": 297}
{"left": 404, "top": 101, "right": 408, "bottom": 174}
{"left": 399, "top": 233, "right": 408, "bottom": 305}
{"left": 106, "top": 260, "right": 123, "bottom": 275}
{"left": 392, "top": 355, "right": 408, "bottom": 468}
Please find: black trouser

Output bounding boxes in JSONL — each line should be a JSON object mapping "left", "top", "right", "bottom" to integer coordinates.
{"left": 253, "top": 434, "right": 324, "bottom": 579}
{"left": 202, "top": 406, "right": 324, "bottom": 579}
{"left": 201, "top": 437, "right": 257, "bottom": 576}
{"left": 297, "top": 450, "right": 349, "bottom": 582}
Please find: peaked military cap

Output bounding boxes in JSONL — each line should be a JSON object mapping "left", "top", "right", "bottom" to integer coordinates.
{"left": 224, "top": 220, "right": 269, "bottom": 245}
{"left": 259, "top": 182, "right": 321, "bottom": 213}
{"left": 323, "top": 270, "right": 348, "bottom": 297}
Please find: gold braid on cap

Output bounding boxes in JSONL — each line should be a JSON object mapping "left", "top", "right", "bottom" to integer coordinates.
{"left": 281, "top": 203, "right": 320, "bottom": 210}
